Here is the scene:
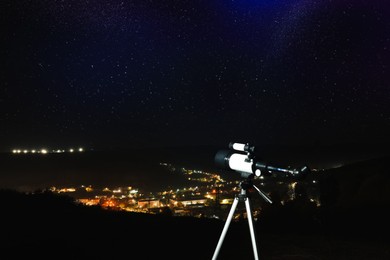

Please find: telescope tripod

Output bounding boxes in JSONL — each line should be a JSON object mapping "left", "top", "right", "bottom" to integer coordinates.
{"left": 212, "top": 177, "right": 272, "bottom": 260}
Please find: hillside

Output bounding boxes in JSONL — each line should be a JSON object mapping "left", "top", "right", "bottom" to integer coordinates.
{"left": 1, "top": 153, "right": 390, "bottom": 259}
{"left": 319, "top": 155, "right": 390, "bottom": 208}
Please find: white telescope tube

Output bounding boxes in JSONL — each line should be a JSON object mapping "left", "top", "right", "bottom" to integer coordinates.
{"left": 228, "top": 153, "right": 253, "bottom": 174}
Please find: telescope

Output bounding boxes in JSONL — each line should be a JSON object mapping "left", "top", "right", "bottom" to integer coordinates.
{"left": 214, "top": 142, "right": 309, "bottom": 180}
{"left": 212, "top": 142, "right": 310, "bottom": 260}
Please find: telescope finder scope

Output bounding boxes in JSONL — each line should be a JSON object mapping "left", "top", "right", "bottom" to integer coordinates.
{"left": 229, "top": 142, "right": 255, "bottom": 153}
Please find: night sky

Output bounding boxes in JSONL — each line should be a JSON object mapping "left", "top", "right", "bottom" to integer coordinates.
{"left": 1, "top": 0, "right": 389, "bottom": 153}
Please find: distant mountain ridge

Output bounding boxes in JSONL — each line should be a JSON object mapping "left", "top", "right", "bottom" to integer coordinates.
{"left": 320, "top": 155, "right": 390, "bottom": 208}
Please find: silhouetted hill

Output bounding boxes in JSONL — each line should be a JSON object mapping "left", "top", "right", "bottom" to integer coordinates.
{"left": 1, "top": 189, "right": 225, "bottom": 259}
{"left": 249, "top": 155, "right": 390, "bottom": 243}
{"left": 320, "top": 155, "right": 390, "bottom": 208}
{"left": 1, "top": 187, "right": 389, "bottom": 259}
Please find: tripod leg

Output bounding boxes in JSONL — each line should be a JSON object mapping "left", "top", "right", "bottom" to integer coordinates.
{"left": 245, "top": 197, "right": 260, "bottom": 260}
{"left": 212, "top": 196, "right": 239, "bottom": 260}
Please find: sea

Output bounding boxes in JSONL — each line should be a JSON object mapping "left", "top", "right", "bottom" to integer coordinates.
{"left": 0, "top": 146, "right": 220, "bottom": 193}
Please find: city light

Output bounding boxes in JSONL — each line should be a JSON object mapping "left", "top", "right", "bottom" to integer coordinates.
{"left": 11, "top": 146, "right": 86, "bottom": 154}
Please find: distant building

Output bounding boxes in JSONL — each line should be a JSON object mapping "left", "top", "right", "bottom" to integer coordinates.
{"left": 138, "top": 198, "right": 162, "bottom": 209}
{"left": 170, "top": 197, "right": 207, "bottom": 207}
{"left": 78, "top": 198, "right": 100, "bottom": 206}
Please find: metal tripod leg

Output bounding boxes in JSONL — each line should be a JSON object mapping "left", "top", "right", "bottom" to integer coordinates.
{"left": 212, "top": 193, "right": 260, "bottom": 260}
{"left": 212, "top": 196, "right": 239, "bottom": 260}
{"left": 245, "top": 196, "right": 259, "bottom": 260}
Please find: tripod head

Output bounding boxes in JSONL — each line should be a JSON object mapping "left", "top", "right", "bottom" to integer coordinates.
{"left": 239, "top": 175, "right": 255, "bottom": 191}
{"left": 238, "top": 173, "right": 273, "bottom": 204}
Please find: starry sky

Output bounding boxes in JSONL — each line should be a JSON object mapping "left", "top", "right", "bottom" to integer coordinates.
{"left": 1, "top": 0, "right": 389, "bottom": 153}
